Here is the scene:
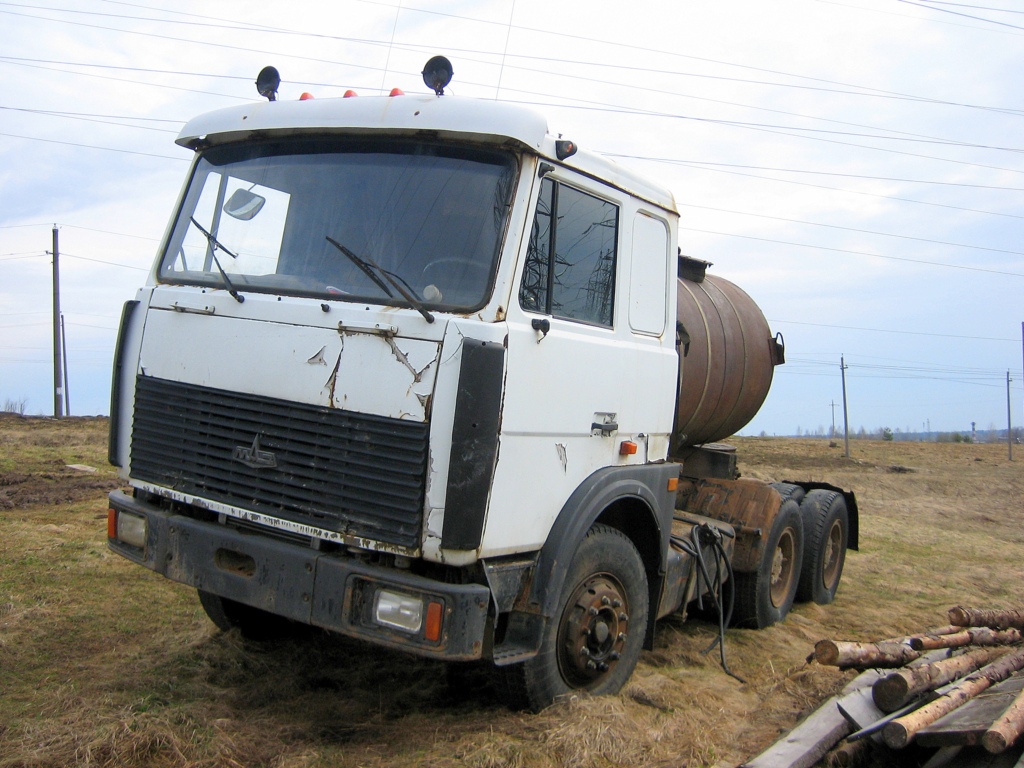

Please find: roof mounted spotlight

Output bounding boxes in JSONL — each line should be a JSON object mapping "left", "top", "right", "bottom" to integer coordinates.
{"left": 256, "top": 66, "right": 281, "bottom": 101}
{"left": 421, "top": 55, "right": 453, "bottom": 96}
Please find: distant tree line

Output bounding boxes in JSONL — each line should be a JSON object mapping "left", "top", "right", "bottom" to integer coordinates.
{"left": 777, "top": 425, "right": 1024, "bottom": 443}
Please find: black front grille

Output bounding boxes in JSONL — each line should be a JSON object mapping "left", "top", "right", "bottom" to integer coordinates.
{"left": 130, "top": 376, "right": 428, "bottom": 548}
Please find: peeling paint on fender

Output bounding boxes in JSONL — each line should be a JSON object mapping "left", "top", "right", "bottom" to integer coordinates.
{"left": 556, "top": 443, "right": 567, "bottom": 473}
{"left": 385, "top": 336, "right": 434, "bottom": 382}
{"left": 307, "top": 346, "right": 327, "bottom": 365}
{"left": 324, "top": 343, "right": 343, "bottom": 407}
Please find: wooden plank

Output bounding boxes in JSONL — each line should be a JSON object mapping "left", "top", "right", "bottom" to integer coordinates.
{"left": 917, "top": 674, "right": 1024, "bottom": 748}
{"left": 836, "top": 686, "right": 886, "bottom": 730}
{"left": 741, "top": 670, "right": 885, "bottom": 768}
{"left": 921, "top": 744, "right": 1024, "bottom": 768}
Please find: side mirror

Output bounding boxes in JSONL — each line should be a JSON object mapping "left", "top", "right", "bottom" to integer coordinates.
{"left": 223, "top": 188, "right": 266, "bottom": 221}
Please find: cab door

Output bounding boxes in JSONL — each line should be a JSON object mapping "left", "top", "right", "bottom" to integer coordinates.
{"left": 483, "top": 171, "right": 677, "bottom": 555}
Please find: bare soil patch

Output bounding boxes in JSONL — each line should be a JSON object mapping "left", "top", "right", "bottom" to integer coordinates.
{"left": 1, "top": 421, "right": 1021, "bottom": 767}
{"left": 0, "top": 413, "right": 121, "bottom": 509}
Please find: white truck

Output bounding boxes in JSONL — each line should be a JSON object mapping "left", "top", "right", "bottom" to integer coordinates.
{"left": 106, "top": 59, "right": 857, "bottom": 711}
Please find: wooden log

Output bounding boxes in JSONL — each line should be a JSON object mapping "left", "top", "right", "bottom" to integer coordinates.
{"left": 911, "top": 628, "right": 1024, "bottom": 652}
{"left": 883, "top": 647, "right": 1024, "bottom": 749}
{"left": 827, "top": 737, "right": 871, "bottom": 767}
{"left": 878, "top": 625, "right": 961, "bottom": 644}
{"left": 951, "top": 608, "right": 1024, "bottom": 632}
{"left": 984, "top": 682, "right": 1024, "bottom": 753}
{"left": 918, "top": 673, "right": 1024, "bottom": 748}
{"left": 815, "top": 639, "right": 921, "bottom": 669}
{"left": 874, "top": 648, "right": 1009, "bottom": 713}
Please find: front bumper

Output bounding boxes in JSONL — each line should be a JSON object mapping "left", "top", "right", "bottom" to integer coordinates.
{"left": 107, "top": 490, "right": 490, "bottom": 660}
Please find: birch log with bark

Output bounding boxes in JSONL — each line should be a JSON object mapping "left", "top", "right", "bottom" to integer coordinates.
{"left": 883, "top": 647, "right": 1024, "bottom": 749}
{"left": 872, "top": 648, "right": 1008, "bottom": 713}
{"left": 814, "top": 639, "right": 920, "bottom": 669}
{"left": 910, "top": 627, "right": 1022, "bottom": 652}
{"left": 949, "top": 607, "right": 1024, "bottom": 631}
{"left": 982, "top": 683, "right": 1024, "bottom": 753}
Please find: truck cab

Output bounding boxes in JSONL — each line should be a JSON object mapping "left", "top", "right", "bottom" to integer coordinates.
{"left": 107, "top": 63, "right": 854, "bottom": 711}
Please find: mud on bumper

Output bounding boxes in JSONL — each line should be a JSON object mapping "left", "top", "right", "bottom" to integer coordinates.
{"left": 107, "top": 490, "right": 490, "bottom": 660}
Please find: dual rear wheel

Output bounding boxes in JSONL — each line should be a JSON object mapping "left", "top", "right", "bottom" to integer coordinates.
{"left": 732, "top": 486, "right": 850, "bottom": 629}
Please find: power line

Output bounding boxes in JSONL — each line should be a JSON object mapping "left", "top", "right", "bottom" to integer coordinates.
{"left": 816, "top": 0, "right": 1024, "bottom": 39}
{"left": 0, "top": 57, "right": 250, "bottom": 101}
{"left": 0, "top": 105, "right": 179, "bottom": 133}
{"left": 655, "top": 159, "right": 1024, "bottom": 221}
{"left": 680, "top": 227, "right": 1024, "bottom": 278}
{"left": 12, "top": 51, "right": 1023, "bottom": 162}
{"left": 773, "top": 320, "right": 1018, "bottom": 342}
{"left": 0, "top": 130, "right": 187, "bottom": 161}
{"left": 897, "top": 0, "right": 1024, "bottom": 29}
{"left": 63, "top": 225, "right": 160, "bottom": 242}
{"left": 680, "top": 202, "right": 1024, "bottom": 259}
{"left": 608, "top": 157, "right": 1024, "bottom": 192}
{"left": 911, "top": 1, "right": 1024, "bottom": 14}
{"left": 62, "top": 252, "right": 150, "bottom": 271}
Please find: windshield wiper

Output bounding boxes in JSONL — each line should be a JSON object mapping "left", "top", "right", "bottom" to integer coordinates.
{"left": 325, "top": 236, "right": 434, "bottom": 323}
{"left": 325, "top": 235, "right": 393, "bottom": 298}
{"left": 190, "top": 217, "right": 245, "bottom": 303}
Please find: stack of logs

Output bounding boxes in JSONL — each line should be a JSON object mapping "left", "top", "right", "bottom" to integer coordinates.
{"left": 813, "top": 606, "right": 1024, "bottom": 764}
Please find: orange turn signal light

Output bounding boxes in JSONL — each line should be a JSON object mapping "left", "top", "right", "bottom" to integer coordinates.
{"left": 107, "top": 508, "right": 117, "bottom": 539}
{"left": 619, "top": 440, "right": 638, "bottom": 456}
{"left": 667, "top": 477, "right": 679, "bottom": 492}
{"left": 425, "top": 601, "right": 443, "bottom": 642}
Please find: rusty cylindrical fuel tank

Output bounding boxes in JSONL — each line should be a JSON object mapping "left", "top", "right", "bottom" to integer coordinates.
{"left": 672, "top": 259, "right": 784, "bottom": 449}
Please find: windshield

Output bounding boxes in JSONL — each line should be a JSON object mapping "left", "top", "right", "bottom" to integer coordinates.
{"left": 159, "top": 139, "right": 518, "bottom": 310}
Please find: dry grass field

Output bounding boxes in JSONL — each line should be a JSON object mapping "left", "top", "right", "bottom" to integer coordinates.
{"left": 1, "top": 414, "right": 1022, "bottom": 767}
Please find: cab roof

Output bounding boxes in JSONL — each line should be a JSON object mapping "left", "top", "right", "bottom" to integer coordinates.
{"left": 175, "top": 93, "right": 677, "bottom": 215}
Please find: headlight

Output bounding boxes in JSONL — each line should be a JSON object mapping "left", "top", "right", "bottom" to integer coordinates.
{"left": 374, "top": 589, "right": 424, "bottom": 633}
{"left": 114, "top": 511, "right": 148, "bottom": 549}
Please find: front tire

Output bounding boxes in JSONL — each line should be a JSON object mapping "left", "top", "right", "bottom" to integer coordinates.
{"left": 197, "top": 589, "right": 295, "bottom": 640}
{"left": 494, "top": 524, "right": 649, "bottom": 711}
{"left": 732, "top": 499, "right": 804, "bottom": 629}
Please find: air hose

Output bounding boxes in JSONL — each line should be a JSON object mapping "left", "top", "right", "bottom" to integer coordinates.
{"left": 670, "top": 520, "right": 746, "bottom": 684}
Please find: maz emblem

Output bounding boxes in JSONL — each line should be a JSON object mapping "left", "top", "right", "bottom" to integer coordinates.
{"left": 233, "top": 433, "right": 278, "bottom": 469}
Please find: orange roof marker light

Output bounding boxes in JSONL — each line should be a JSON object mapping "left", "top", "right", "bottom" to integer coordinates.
{"left": 343, "top": 89, "right": 358, "bottom": 98}
{"left": 299, "top": 92, "right": 314, "bottom": 100}
{"left": 389, "top": 88, "right": 405, "bottom": 97}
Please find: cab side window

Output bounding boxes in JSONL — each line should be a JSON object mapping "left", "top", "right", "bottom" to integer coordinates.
{"left": 519, "top": 177, "right": 618, "bottom": 327}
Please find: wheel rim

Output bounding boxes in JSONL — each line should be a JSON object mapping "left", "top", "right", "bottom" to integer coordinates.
{"left": 769, "top": 528, "right": 797, "bottom": 608}
{"left": 557, "top": 574, "right": 630, "bottom": 688}
{"left": 821, "top": 519, "right": 844, "bottom": 589}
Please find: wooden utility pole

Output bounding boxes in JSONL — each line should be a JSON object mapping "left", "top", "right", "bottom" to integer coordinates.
{"left": 60, "top": 313, "right": 70, "bottom": 416}
{"left": 50, "top": 226, "right": 64, "bottom": 418}
{"left": 1008, "top": 370, "right": 1013, "bottom": 461}
{"left": 841, "top": 356, "right": 850, "bottom": 457}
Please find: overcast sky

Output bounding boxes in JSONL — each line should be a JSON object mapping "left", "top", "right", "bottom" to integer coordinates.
{"left": 2, "top": 0, "right": 1022, "bottom": 438}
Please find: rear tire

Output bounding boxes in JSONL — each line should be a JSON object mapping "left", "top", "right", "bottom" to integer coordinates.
{"left": 795, "top": 490, "right": 849, "bottom": 605}
{"left": 493, "top": 524, "right": 648, "bottom": 712}
{"left": 770, "top": 482, "right": 805, "bottom": 506}
{"left": 197, "top": 589, "right": 295, "bottom": 640}
{"left": 732, "top": 499, "right": 804, "bottom": 628}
